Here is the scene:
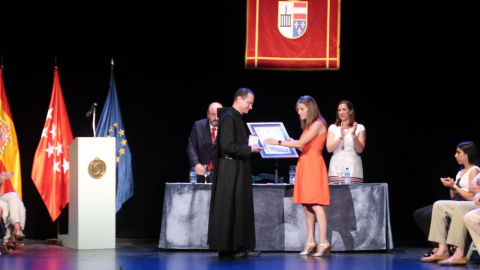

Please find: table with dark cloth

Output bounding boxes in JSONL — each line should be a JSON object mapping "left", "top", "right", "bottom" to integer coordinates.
{"left": 159, "top": 183, "right": 393, "bottom": 251}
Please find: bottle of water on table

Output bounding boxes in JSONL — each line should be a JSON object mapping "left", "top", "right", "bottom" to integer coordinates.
{"left": 344, "top": 167, "right": 351, "bottom": 184}
{"left": 289, "top": 165, "right": 296, "bottom": 185}
{"left": 190, "top": 167, "right": 197, "bottom": 184}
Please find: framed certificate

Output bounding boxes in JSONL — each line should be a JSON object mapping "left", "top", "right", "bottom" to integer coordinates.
{"left": 246, "top": 122, "right": 299, "bottom": 158}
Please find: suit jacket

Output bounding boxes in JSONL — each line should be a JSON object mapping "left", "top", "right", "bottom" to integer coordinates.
{"left": 186, "top": 118, "right": 215, "bottom": 182}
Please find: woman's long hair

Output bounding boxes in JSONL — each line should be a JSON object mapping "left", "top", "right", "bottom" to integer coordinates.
{"left": 334, "top": 100, "right": 356, "bottom": 126}
{"left": 458, "top": 141, "right": 480, "bottom": 168}
{"left": 296, "top": 95, "right": 326, "bottom": 130}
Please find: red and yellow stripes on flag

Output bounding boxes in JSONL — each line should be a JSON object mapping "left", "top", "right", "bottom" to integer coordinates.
{"left": 245, "top": 0, "right": 340, "bottom": 70}
{"left": 0, "top": 65, "right": 23, "bottom": 199}
{"left": 31, "top": 67, "right": 74, "bottom": 222}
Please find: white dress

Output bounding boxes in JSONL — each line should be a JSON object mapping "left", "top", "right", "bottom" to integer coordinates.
{"left": 328, "top": 124, "right": 365, "bottom": 179}
{"left": 457, "top": 166, "right": 480, "bottom": 191}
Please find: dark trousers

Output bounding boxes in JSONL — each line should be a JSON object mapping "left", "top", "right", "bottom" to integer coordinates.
{"left": 413, "top": 205, "right": 433, "bottom": 241}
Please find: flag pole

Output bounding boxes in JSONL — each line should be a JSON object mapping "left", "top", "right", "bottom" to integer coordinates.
{"left": 92, "top": 110, "right": 96, "bottom": 137}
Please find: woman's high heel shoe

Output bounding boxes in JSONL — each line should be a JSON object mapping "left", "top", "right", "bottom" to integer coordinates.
{"left": 312, "top": 242, "right": 331, "bottom": 257}
{"left": 299, "top": 242, "right": 317, "bottom": 256}
{"left": 12, "top": 228, "right": 25, "bottom": 242}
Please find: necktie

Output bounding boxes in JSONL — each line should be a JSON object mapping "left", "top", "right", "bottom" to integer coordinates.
{"left": 209, "top": 127, "right": 216, "bottom": 170}
{"left": 211, "top": 127, "right": 216, "bottom": 144}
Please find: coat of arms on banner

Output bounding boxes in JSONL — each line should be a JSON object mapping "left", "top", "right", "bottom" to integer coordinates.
{"left": 0, "top": 120, "right": 11, "bottom": 154}
{"left": 278, "top": 1, "right": 308, "bottom": 39}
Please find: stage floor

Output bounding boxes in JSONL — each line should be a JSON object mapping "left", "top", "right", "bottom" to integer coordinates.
{"left": 1, "top": 239, "right": 480, "bottom": 270}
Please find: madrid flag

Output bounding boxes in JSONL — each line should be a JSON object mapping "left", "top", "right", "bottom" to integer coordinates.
{"left": 246, "top": 0, "right": 340, "bottom": 69}
{"left": 0, "top": 65, "right": 23, "bottom": 199}
{"left": 31, "top": 67, "right": 74, "bottom": 222}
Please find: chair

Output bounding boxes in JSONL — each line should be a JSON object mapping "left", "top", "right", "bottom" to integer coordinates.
{"left": 467, "top": 242, "right": 477, "bottom": 261}
{"left": 252, "top": 173, "right": 284, "bottom": 184}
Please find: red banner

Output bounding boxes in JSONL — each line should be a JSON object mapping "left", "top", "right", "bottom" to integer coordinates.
{"left": 245, "top": 0, "right": 340, "bottom": 70}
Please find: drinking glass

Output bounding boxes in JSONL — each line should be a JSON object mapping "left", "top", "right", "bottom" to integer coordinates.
{"left": 203, "top": 164, "right": 210, "bottom": 184}
{"left": 335, "top": 165, "right": 344, "bottom": 179}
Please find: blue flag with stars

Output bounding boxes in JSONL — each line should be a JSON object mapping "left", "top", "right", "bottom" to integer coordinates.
{"left": 97, "top": 69, "right": 134, "bottom": 212}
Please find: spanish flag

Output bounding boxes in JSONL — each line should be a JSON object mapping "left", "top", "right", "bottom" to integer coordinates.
{"left": 0, "top": 65, "right": 23, "bottom": 199}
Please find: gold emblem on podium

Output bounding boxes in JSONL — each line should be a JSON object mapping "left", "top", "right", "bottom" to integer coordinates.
{"left": 88, "top": 157, "right": 107, "bottom": 179}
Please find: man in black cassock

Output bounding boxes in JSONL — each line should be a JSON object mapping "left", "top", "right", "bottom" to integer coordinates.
{"left": 207, "top": 88, "right": 263, "bottom": 258}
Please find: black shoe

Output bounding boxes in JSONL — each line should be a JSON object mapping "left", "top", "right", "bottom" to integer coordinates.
{"left": 218, "top": 250, "right": 246, "bottom": 258}
{"left": 234, "top": 251, "right": 247, "bottom": 258}
{"left": 246, "top": 250, "right": 261, "bottom": 257}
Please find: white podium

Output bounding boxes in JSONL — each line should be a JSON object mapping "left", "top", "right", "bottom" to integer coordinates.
{"left": 58, "top": 137, "right": 116, "bottom": 249}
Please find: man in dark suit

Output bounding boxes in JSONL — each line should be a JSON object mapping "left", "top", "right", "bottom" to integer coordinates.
{"left": 186, "top": 102, "right": 223, "bottom": 183}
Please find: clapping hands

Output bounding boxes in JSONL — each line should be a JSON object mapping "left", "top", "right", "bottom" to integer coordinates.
{"left": 341, "top": 122, "right": 357, "bottom": 137}
{"left": 351, "top": 122, "right": 358, "bottom": 134}
{"left": 440, "top": 177, "right": 455, "bottom": 189}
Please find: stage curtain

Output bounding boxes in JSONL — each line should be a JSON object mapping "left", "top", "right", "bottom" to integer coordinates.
{"left": 245, "top": 0, "right": 340, "bottom": 70}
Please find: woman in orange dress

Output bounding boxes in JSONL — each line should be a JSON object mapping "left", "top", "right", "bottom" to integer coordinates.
{"left": 264, "top": 95, "right": 330, "bottom": 257}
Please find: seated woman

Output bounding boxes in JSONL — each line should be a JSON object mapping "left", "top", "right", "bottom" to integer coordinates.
{"left": 0, "top": 172, "right": 26, "bottom": 249}
{"left": 414, "top": 141, "right": 480, "bottom": 257}
{"left": 420, "top": 141, "right": 480, "bottom": 265}
{"left": 464, "top": 192, "right": 480, "bottom": 266}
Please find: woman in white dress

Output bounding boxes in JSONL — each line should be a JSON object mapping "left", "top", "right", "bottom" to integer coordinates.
{"left": 326, "top": 100, "right": 366, "bottom": 180}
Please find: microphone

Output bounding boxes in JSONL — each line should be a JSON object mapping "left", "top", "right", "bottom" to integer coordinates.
{"left": 85, "top": 103, "right": 97, "bottom": 118}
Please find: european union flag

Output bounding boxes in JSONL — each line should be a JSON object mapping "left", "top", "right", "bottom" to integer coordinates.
{"left": 97, "top": 69, "right": 134, "bottom": 212}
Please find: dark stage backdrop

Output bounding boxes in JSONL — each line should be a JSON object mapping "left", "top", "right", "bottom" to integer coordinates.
{"left": 1, "top": 1, "right": 479, "bottom": 246}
